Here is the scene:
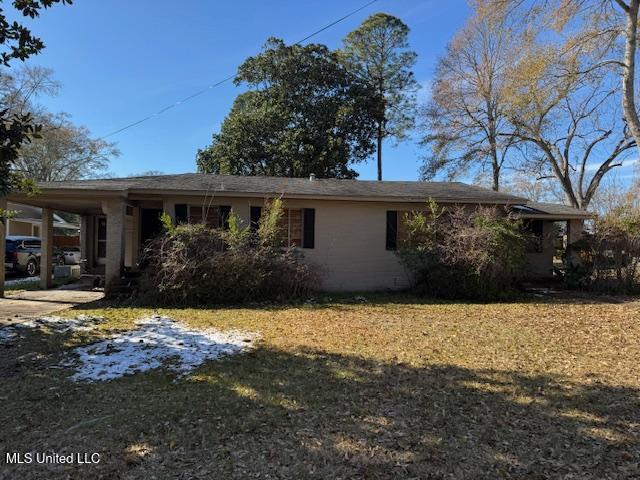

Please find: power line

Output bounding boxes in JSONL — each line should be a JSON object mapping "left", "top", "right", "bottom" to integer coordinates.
{"left": 101, "top": 0, "right": 379, "bottom": 139}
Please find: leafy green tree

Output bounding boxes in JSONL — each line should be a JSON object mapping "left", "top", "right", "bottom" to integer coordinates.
{"left": 0, "top": 0, "right": 72, "bottom": 195}
{"left": 197, "top": 38, "right": 376, "bottom": 179}
{"left": 340, "top": 13, "right": 418, "bottom": 180}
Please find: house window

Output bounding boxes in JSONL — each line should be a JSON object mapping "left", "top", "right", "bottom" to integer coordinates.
{"left": 184, "top": 205, "right": 231, "bottom": 229}
{"left": 278, "top": 208, "right": 302, "bottom": 246}
{"left": 187, "top": 205, "right": 205, "bottom": 224}
{"left": 522, "top": 219, "right": 544, "bottom": 253}
{"left": 96, "top": 217, "right": 107, "bottom": 258}
{"left": 273, "top": 208, "right": 315, "bottom": 248}
{"left": 387, "top": 210, "right": 434, "bottom": 250}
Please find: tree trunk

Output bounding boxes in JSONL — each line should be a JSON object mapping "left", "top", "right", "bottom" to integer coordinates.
{"left": 377, "top": 122, "right": 383, "bottom": 181}
{"left": 621, "top": 0, "right": 640, "bottom": 155}
{"left": 486, "top": 102, "right": 500, "bottom": 191}
{"left": 492, "top": 165, "right": 500, "bottom": 191}
{"left": 489, "top": 132, "right": 500, "bottom": 191}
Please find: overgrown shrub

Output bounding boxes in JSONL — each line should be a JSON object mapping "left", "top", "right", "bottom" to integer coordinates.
{"left": 397, "top": 201, "right": 527, "bottom": 300}
{"left": 138, "top": 199, "right": 318, "bottom": 305}
{"left": 563, "top": 207, "right": 640, "bottom": 294}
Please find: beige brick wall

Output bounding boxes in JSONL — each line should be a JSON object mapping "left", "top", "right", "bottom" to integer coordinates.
{"left": 158, "top": 196, "right": 411, "bottom": 291}
{"left": 267, "top": 199, "right": 413, "bottom": 292}
{"left": 147, "top": 196, "right": 561, "bottom": 291}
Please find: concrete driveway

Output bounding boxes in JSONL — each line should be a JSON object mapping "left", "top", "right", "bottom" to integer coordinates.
{"left": 0, "top": 283, "right": 104, "bottom": 326}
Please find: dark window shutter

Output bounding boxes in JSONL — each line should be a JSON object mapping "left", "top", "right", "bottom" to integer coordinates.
{"left": 303, "top": 208, "right": 315, "bottom": 249}
{"left": 250, "top": 206, "right": 262, "bottom": 232}
{"left": 218, "top": 205, "right": 231, "bottom": 230}
{"left": 175, "top": 204, "right": 188, "bottom": 224}
{"left": 386, "top": 211, "right": 397, "bottom": 250}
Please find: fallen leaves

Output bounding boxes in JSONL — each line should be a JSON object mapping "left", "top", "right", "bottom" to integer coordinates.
{"left": 0, "top": 293, "right": 639, "bottom": 479}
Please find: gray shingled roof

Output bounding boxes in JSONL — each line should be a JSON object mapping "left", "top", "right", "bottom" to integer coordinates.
{"left": 514, "top": 202, "right": 593, "bottom": 218}
{"left": 7, "top": 202, "right": 78, "bottom": 227}
{"left": 38, "top": 173, "right": 527, "bottom": 204}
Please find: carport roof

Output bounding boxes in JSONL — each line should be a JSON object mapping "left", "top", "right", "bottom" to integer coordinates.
{"left": 513, "top": 202, "right": 594, "bottom": 220}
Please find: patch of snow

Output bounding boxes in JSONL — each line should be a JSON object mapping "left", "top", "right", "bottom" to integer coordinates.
{"left": 4, "top": 276, "right": 40, "bottom": 287}
{"left": 66, "top": 316, "right": 257, "bottom": 382}
{"left": 0, "top": 328, "right": 17, "bottom": 343}
{"left": 0, "top": 315, "right": 105, "bottom": 343}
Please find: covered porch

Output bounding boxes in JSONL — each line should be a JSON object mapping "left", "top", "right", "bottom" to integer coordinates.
{"left": 513, "top": 202, "right": 593, "bottom": 279}
{"left": 1, "top": 191, "right": 171, "bottom": 297}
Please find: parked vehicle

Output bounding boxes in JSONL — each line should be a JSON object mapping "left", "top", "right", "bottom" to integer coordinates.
{"left": 5, "top": 236, "right": 41, "bottom": 276}
{"left": 60, "top": 246, "right": 81, "bottom": 265}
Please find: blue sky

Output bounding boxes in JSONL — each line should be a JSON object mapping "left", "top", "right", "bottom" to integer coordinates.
{"left": 14, "top": 0, "right": 471, "bottom": 180}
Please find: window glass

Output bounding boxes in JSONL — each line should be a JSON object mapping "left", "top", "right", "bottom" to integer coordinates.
{"left": 96, "top": 217, "right": 107, "bottom": 258}
{"left": 97, "top": 218, "right": 107, "bottom": 240}
{"left": 97, "top": 241, "right": 107, "bottom": 258}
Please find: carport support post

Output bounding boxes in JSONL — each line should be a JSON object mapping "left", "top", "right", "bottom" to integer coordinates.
{"left": 40, "top": 207, "right": 54, "bottom": 289}
{"left": 567, "top": 219, "right": 584, "bottom": 245}
{"left": 162, "top": 199, "right": 175, "bottom": 225}
{"left": 0, "top": 196, "right": 6, "bottom": 297}
{"left": 80, "top": 214, "right": 89, "bottom": 273}
{"left": 104, "top": 199, "right": 126, "bottom": 293}
{"left": 131, "top": 206, "right": 141, "bottom": 266}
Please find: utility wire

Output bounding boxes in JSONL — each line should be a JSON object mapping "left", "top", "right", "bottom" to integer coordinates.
{"left": 101, "top": 0, "right": 379, "bottom": 139}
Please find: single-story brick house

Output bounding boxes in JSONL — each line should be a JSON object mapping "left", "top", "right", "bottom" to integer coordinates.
{"left": 1, "top": 173, "right": 591, "bottom": 294}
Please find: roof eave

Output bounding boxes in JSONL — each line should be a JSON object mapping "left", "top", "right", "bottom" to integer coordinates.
{"left": 128, "top": 187, "right": 525, "bottom": 204}
{"left": 513, "top": 213, "right": 594, "bottom": 220}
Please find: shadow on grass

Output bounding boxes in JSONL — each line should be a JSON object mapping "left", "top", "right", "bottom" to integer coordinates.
{"left": 70, "top": 288, "right": 640, "bottom": 316}
{"left": 1, "top": 326, "right": 638, "bottom": 479}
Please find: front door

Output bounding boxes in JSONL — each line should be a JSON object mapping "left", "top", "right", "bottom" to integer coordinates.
{"left": 141, "top": 208, "right": 163, "bottom": 246}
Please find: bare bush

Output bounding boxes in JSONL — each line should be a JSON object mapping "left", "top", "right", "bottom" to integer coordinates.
{"left": 397, "top": 201, "right": 527, "bottom": 299}
{"left": 565, "top": 207, "right": 640, "bottom": 293}
{"left": 138, "top": 200, "right": 318, "bottom": 305}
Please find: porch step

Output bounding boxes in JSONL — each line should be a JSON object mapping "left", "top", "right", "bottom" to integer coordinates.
{"left": 105, "top": 273, "right": 140, "bottom": 298}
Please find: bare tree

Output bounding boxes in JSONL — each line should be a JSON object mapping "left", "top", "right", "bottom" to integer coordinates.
{"left": 0, "top": 65, "right": 60, "bottom": 117}
{"left": 421, "top": 8, "right": 518, "bottom": 191}
{"left": 14, "top": 112, "right": 118, "bottom": 181}
{"left": 500, "top": 35, "right": 635, "bottom": 209}
{"left": 590, "top": 174, "right": 640, "bottom": 214}
{"left": 486, "top": 0, "right": 640, "bottom": 159}
{"left": 1, "top": 65, "right": 119, "bottom": 182}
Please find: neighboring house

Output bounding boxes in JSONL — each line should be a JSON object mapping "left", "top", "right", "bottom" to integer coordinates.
{"left": 5, "top": 202, "right": 80, "bottom": 244}
{"left": 3, "top": 173, "right": 591, "bottom": 293}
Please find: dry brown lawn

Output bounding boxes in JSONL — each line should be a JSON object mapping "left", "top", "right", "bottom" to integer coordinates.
{"left": 1, "top": 293, "right": 639, "bottom": 479}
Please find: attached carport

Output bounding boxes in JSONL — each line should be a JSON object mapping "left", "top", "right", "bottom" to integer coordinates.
{"left": 1, "top": 188, "right": 142, "bottom": 297}
{"left": 512, "top": 202, "right": 594, "bottom": 278}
